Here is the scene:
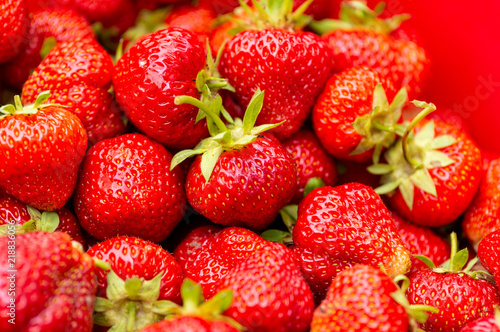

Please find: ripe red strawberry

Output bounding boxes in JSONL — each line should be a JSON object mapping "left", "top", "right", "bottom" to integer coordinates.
{"left": 281, "top": 129, "right": 338, "bottom": 204}
{"left": 219, "top": 0, "right": 333, "bottom": 140}
{"left": 21, "top": 37, "right": 126, "bottom": 145}
{"left": 313, "top": 66, "right": 406, "bottom": 162}
{"left": 372, "top": 102, "right": 483, "bottom": 227}
{"left": 292, "top": 182, "right": 411, "bottom": 301}
{"left": 166, "top": 4, "right": 217, "bottom": 46}
{"left": 0, "top": 0, "right": 28, "bottom": 64}
{"left": 463, "top": 158, "right": 500, "bottom": 247}
{"left": 141, "top": 316, "right": 239, "bottom": 332}
{"left": 461, "top": 314, "right": 500, "bottom": 332}
{"left": 0, "top": 232, "right": 96, "bottom": 332}
{"left": 391, "top": 212, "right": 450, "bottom": 273}
{"left": 1, "top": 9, "right": 94, "bottom": 90}
{"left": 87, "top": 236, "right": 184, "bottom": 331}
{"left": 314, "top": 1, "right": 428, "bottom": 99}
{"left": 0, "top": 193, "right": 85, "bottom": 244}
{"left": 0, "top": 92, "right": 87, "bottom": 211}
{"left": 74, "top": 133, "right": 186, "bottom": 243}
{"left": 406, "top": 233, "right": 500, "bottom": 331}
{"left": 477, "top": 228, "right": 500, "bottom": 286}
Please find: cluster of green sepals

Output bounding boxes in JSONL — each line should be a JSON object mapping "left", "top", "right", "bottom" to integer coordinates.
{"left": 0, "top": 205, "right": 60, "bottom": 235}
{"left": 0, "top": 91, "right": 60, "bottom": 120}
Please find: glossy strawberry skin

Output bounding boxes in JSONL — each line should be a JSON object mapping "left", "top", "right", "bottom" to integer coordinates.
{"left": 282, "top": 129, "right": 338, "bottom": 203}
{"left": 292, "top": 183, "right": 411, "bottom": 300}
{"left": 0, "top": 0, "right": 28, "bottom": 64}
{"left": 460, "top": 315, "right": 500, "bottom": 332}
{"left": 22, "top": 38, "right": 125, "bottom": 145}
{"left": 220, "top": 29, "right": 333, "bottom": 140}
{"left": 478, "top": 228, "right": 500, "bottom": 286}
{"left": 139, "top": 316, "right": 239, "bottom": 332}
{"left": 463, "top": 158, "right": 500, "bottom": 246}
{"left": 74, "top": 133, "right": 186, "bottom": 243}
{"left": 0, "top": 106, "right": 87, "bottom": 211}
{"left": 312, "top": 66, "right": 394, "bottom": 161}
{"left": 1, "top": 9, "right": 94, "bottom": 90}
{"left": 113, "top": 27, "right": 209, "bottom": 150}
{"left": 406, "top": 269, "right": 500, "bottom": 331}
{"left": 186, "top": 134, "right": 296, "bottom": 230}
{"left": 166, "top": 4, "right": 217, "bottom": 47}
{"left": 389, "top": 120, "right": 482, "bottom": 227}
{"left": 0, "top": 232, "right": 96, "bottom": 332}
{"left": 391, "top": 212, "right": 450, "bottom": 273}
{"left": 311, "top": 264, "right": 409, "bottom": 332}
{"left": 87, "top": 236, "right": 183, "bottom": 303}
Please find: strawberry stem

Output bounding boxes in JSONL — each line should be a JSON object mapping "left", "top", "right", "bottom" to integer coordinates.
{"left": 14, "top": 95, "right": 23, "bottom": 111}
{"left": 175, "top": 95, "right": 228, "bottom": 133}
{"left": 402, "top": 101, "right": 436, "bottom": 168}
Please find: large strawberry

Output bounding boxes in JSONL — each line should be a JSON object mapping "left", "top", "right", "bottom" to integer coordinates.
{"left": 0, "top": 232, "right": 96, "bottom": 332}
{"left": 463, "top": 158, "right": 500, "bottom": 248}
{"left": 0, "top": 92, "right": 87, "bottom": 211}
{"left": 1, "top": 9, "right": 94, "bottom": 90}
{"left": 219, "top": 0, "right": 333, "bottom": 140}
{"left": 312, "top": 0, "right": 428, "bottom": 99}
{"left": 87, "top": 236, "right": 184, "bottom": 331}
{"left": 406, "top": 233, "right": 500, "bottom": 331}
{"left": 371, "top": 101, "right": 483, "bottom": 227}
{"left": 292, "top": 182, "right": 411, "bottom": 301}
{"left": 22, "top": 38, "right": 126, "bottom": 145}
{"left": 0, "top": 0, "right": 28, "bottom": 64}
{"left": 172, "top": 90, "right": 296, "bottom": 230}
{"left": 313, "top": 66, "right": 407, "bottom": 163}
{"left": 477, "top": 228, "right": 500, "bottom": 286}
{"left": 74, "top": 133, "right": 186, "bottom": 243}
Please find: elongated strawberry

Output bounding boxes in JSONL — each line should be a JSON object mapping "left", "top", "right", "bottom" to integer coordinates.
{"left": 87, "top": 236, "right": 184, "bottom": 331}
{"left": 0, "top": 232, "right": 96, "bottom": 332}
{"left": 0, "top": 0, "right": 28, "bottom": 64}
{"left": 0, "top": 92, "right": 87, "bottom": 211}
{"left": 292, "top": 182, "right": 411, "bottom": 301}
{"left": 313, "top": 66, "right": 407, "bottom": 163}
{"left": 463, "top": 158, "right": 500, "bottom": 248}
{"left": 478, "top": 228, "right": 500, "bottom": 286}
{"left": 74, "top": 133, "right": 186, "bottom": 243}
{"left": 22, "top": 37, "right": 126, "bottom": 145}
{"left": 371, "top": 101, "right": 483, "bottom": 227}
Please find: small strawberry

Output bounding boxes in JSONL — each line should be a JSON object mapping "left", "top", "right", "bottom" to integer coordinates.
{"left": 478, "top": 228, "right": 500, "bottom": 286}
{"left": 87, "top": 236, "right": 184, "bottom": 331}
{"left": 74, "top": 133, "right": 186, "bottom": 243}
{"left": 219, "top": 0, "right": 333, "bottom": 140}
{"left": 281, "top": 129, "right": 338, "bottom": 204}
{"left": 0, "top": 92, "right": 87, "bottom": 211}
{"left": 460, "top": 311, "right": 500, "bottom": 332}
{"left": 21, "top": 37, "right": 126, "bottom": 145}
{"left": 312, "top": 66, "right": 407, "bottom": 163}
{"left": 0, "top": 0, "right": 28, "bottom": 64}
{"left": 370, "top": 101, "right": 483, "bottom": 227}
{"left": 463, "top": 158, "right": 500, "bottom": 248}
{"left": 0, "top": 193, "right": 85, "bottom": 244}
{"left": 0, "top": 232, "right": 96, "bottom": 332}
{"left": 406, "top": 233, "right": 500, "bottom": 331}
{"left": 165, "top": 4, "right": 217, "bottom": 46}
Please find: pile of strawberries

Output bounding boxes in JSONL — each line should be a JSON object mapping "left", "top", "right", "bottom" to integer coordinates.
{"left": 1, "top": 0, "right": 500, "bottom": 331}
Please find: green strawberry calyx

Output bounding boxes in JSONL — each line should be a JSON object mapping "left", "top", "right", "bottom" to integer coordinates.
{"left": 0, "top": 205, "right": 60, "bottom": 235}
{"left": 171, "top": 89, "right": 282, "bottom": 182}
{"left": 0, "top": 91, "right": 64, "bottom": 120}
{"left": 310, "top": 0, "right": 410, "bottom": 35}
{"left": 367, "top": 101, "right": 457, "bottom": 211}
{"left": 351, "top": 85, "right": 408, "bottom": 164}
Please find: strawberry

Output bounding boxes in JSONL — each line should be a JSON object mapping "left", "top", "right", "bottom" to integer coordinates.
{"left": 311, "top": 264, "right": 435, "bottom": 332}
{"left": 87, "top": 236, "right": 184, "bottom": 331}
{"left": 463, "top": 158, "right": 500, "bottom": 248}
{"left": 478, "top": 228, "right": 500, "bottom": 286}
{"left": 113, "top": 27, "right": 232, "bottom": 150}
{"left": 292, "top": 182, "right": 411, "bottom": 301}
{"left": 1, "top": 9, "right": 94, "bottom": 90}
{"left": 74, "top": 133, "right": 186, "bottom": 243}
{"left": 141, "top": 316, "right": 239, "bottom": 332}
{"left": 312, "top": 66, "right": 407, "bottom": 163}
{"left": 0, "top": 232, "right": 96, "bottom": 332}
{"left": 371, "top": 101, "right": 483, "bottom": 227}
{"left": 172, "top": 90, "right": 297, "bottom": 230}
{"left": 0, "top": 0, "right": 28, "bottom": 64}
{"left": 219, "top": 0, "right": 333, "bottom": 140}
{"left": 281, "top": 129, "right": 338, "bottom": 204}
{"left": 165, "top": 4, "right": 217, "bottom": 46}
{"left": 0, "top": 193, "right": 85, "bottom": 244}
{"left": 0, "top": 92, "right": 87, "bottom": 211}
{"left": 21, "top": 37, "right": 126, "bottom": 145}
{"left": 391, "top": 212, "right": 450, "bottom": 273}
{"left": 406, "top": 233, "right": 500, "bottom": 331}
{"left": 312, "top": 0, "right": 428, "bottom": 99}
{"left": 461, "top": 312, "right": 500, "bottom": 332}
